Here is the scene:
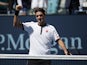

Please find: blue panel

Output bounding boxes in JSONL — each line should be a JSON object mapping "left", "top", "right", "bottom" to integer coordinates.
{"left": 0, "top": 15, "right": 87, "bottom": 65}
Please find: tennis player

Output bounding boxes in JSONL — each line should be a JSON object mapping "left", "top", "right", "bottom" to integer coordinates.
{"left": 13, "top": 5, "right": 71, "bottom": 65}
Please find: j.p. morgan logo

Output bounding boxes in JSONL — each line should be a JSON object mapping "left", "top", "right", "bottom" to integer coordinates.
{"left": 0, "top": 34, "right": 82, "bottom": 54}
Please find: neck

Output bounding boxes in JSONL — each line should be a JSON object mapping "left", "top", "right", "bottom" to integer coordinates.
{"left": 38, "top": 22, "right": 46, "bottom": 27}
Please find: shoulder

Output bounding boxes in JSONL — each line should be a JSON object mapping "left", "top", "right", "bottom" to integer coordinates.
{"left": 47, "top": 24, "right": 56, "bottom": 30}
{"left": 22, "top": 21, "right": 37, "bottom": 26}
{"left": 23, "top": 21, "right": 35, "bottom": 24}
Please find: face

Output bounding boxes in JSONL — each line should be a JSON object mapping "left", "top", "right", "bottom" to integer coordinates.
{"left": 35, "top": 11, "right": 45, "bottom": 26}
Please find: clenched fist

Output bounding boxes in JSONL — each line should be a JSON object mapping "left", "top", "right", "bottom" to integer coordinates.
{"left": 16, "top": 5, "right": 23, "bottom": 11}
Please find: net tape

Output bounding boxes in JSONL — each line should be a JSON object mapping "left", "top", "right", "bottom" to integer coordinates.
{"left": 0, "top": 54, "right": 87, "bottom": 60}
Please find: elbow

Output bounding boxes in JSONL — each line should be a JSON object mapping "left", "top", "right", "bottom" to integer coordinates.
{"left": 13, "top": 21, "right": 17, "bottom": 27}
{"left": 13, "top": 24, "right": 16, "bottom": 27}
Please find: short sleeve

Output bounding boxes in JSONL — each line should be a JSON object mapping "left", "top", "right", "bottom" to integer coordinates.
{"left": 22, "top": 22, "right": 34, "bottom": 33}
{"left": 52, "top": 26, "right": 60, "bottom": 41}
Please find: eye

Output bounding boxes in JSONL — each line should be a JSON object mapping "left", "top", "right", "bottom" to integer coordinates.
{"left": 36, "top": 15, "right": 43, "bottom": 17}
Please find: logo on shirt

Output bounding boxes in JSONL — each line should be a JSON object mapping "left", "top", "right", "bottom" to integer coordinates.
{"left": 46, "top": 30, "right": 48, "bottom": 32}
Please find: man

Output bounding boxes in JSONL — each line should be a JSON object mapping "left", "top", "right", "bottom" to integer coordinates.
{"left": 13, "top": 5, "right": 70, "bottom": 65}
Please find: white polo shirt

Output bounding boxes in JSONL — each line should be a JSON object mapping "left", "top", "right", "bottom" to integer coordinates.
{"left": 22, "top": 21, "right": 60, "bottom": 55}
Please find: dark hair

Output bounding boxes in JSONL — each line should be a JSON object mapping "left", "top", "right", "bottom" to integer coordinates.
{"left": 34, "top": 8, "right": 45, "bottom": 15}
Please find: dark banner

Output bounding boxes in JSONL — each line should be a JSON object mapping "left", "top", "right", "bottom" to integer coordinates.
{"left": 0, "top": 15, "right": 87, "bottom": 55}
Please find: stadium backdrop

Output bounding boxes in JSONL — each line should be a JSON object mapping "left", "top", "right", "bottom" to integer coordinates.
{"left": 0, "top": 15, "right": 87, "bottom": 65}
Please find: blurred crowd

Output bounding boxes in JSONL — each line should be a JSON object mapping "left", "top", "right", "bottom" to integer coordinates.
{"left": 0, "top": 0, "right": 87, "bottom": 15}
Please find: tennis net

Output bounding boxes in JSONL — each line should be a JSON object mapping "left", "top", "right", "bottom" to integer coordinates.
{"left": 0, "top": 54, "right": 87, "bottom": 65}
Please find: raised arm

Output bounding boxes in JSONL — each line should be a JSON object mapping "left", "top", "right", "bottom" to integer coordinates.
{"left": 13, "top": 5, "right": 23, "bottom": 29}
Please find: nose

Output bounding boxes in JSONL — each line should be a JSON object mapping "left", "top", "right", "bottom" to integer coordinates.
{"left": 37, "top": 15, "right": 42, "bottom": 18}
{"left": 37, "top": 16, "right": 42, "bottom": 21}
{"left": 36, "top": 14, "right": 43, "bottom": 21}
{"left": 37, "top": 16, "right": 40, "bottom": 18}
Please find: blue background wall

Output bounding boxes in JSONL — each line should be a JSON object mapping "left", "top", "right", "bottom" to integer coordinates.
{"left": 0, "top": 15, "right": 87, "bottom": 65}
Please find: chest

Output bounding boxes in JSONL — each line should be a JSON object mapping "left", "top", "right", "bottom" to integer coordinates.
{"left": 31, "top": 26, "right": 53, "bottom": 38}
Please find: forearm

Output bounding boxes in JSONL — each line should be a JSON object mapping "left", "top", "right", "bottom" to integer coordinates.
{"left": 13, "top": 5, "right": 23, "bottom": 28}
{"left": 13, "top": 11, "right": 23, "bottom": 29}
{"left": 58, "top": 39, "right": 68, "bottom": 55}
{"left": 13, "top": 15, "right": 19, "bottom": 27}
{"left": 0, "top": 2, "right": 8, "bottom": 6}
